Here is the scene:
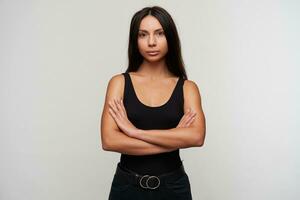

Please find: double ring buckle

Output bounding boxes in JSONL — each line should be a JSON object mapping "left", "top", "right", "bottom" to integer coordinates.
{"left": 139, "top": 174, "right": 160, "bottom": 190}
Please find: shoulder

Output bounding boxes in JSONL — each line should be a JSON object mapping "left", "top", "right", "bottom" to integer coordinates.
{"left": 108, "top": 73, "right": 124, "bottom": 85}
{"left": 183, "top": 79, "right": 201, "bottom": 95}
{"left": 105, "top": 73, "right": 125, "bottom": 99}
{"left": 182, "top": 79, "right": 203, "bottom": 111}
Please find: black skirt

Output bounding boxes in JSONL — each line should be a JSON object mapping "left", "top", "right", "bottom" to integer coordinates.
{"left": 108, "top": 162, "right": 193, "bottom": 200}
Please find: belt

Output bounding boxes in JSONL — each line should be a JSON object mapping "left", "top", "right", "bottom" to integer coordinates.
{"left": 114, "top": 162, "right": 186, "bottom": 190}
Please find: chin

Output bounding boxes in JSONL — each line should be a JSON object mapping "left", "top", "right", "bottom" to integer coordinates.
{"left": 145, "top": 57, "right": 163, "bottom": 62}
{"left": 144, "top": 53, "right": 164, "bottom": 59}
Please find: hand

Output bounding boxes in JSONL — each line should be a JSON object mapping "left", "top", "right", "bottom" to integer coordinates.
{"left": 108, "top": 98, "right": 139, "bottom": 137}
{"left": 177, "top": 108, "right": 197, "bottom": 128}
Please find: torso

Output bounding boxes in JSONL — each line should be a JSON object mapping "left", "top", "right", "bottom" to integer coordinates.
{"left": 127, "top": 72, "right": 181, "bottom": 108}
{"left": 119, "top": 72, "right": 186, "bottom": 175}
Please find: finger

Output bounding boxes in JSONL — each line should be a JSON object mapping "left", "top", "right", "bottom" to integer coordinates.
{"left": 181, "top": 110, "right": 194, "bottom": 124}
{"left": 187, "top": 115, "right": 195, "bottom": 124}
{"left": 177, "top": 117, "right": 184, "bottom": 125}
{"left": 113, "top": 99, "right": 123, "bottom": 119}
{"left": 117, "top": 99, "right": 126, "bottom": 117}
{"left": 186, "top": 113, "right": 197, "bottom": 126}
{"left": 108, "top": 107, "right": 117, "bottom": 120}
{"left": 178, "top": 110, "right": 192, "bottom": 126}
{"left": 187, "top": 112, "right": 197, "bottom": 122}
{"left": 182, "top": 112, "right": 196, "bottom": 127}
{"left": 177, "top": 116, "right": 186, "bottom": 127}
{"left": 119, "top": 99, "right": 127, "bottom": 115}
{"left": 115, "top": 99, "right": 122, "bottom": 111}
{"left": 109, "top": 99, "right": 121, "bottom": 120}
{"left": 177, "top": 108, "right": 194, "bottom": 127}
{"left": 185, "top": 115, "right": 196, "bottom": 127}
{"left": 108, "top": 100, "right": 118, "bottom": 113}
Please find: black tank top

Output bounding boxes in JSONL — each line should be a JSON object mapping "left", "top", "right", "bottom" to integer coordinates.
{"left": 120, "top": 72, "right": 185, "bottom": 175}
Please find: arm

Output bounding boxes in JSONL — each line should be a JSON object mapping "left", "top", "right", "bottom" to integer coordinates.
{"left": 103, "top": 129, "right": 178, "bottom": 155}
{"left": 100, "top": 74, "right": 177, "bottom": 155}
{"left": 134, "top": 127, "right": 202, "bottom": 149}
{"left": 131, "top": 80, "right": 206, "bottom": 149}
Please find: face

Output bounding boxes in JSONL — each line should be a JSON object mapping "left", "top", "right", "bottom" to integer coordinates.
{"left": 137, "top": 15, "right": 168, "bottom": 62}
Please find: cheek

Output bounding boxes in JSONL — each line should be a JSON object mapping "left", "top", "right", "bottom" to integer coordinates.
{"left": 137, "top": 40, "right": 147, "bottom": 53}
{"left": 159, "top": 38, "right": 168, "bottom": 53}
{"left": 138, "top": 39, "right": 147, "bottom": 47}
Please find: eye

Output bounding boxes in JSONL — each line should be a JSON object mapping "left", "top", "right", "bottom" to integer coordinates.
{"left": 138, "top": 33, "right": 146, "bottom": 38}
{"left": 158, "top": 31, "right": 164, "bottom": 36}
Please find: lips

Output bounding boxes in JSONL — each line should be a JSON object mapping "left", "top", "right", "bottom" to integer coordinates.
{"left": 146, "top": 51, "right": 160, "bottom": 56}
{"left": 146, "top": 51, "right": 159, "bottom": 53}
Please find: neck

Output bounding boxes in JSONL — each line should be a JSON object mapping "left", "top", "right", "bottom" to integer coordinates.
{"left": 137, "top": 60, "right": 172, "bottom": 79}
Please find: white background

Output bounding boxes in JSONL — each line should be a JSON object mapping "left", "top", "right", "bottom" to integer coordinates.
{"left": 1, "top": 0, "right": 299, "bottom": 199}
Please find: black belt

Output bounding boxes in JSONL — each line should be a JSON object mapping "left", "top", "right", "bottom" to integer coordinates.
{"left": 114, "top": 162, "right": 186, "bottom": 190}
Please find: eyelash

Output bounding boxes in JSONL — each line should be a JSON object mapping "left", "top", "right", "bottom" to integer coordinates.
{"left": 138, "top": 32, "right": 164, "bottom": 37}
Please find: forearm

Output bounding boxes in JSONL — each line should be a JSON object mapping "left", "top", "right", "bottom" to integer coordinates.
{"left": 134, "top": 127, "right": 204, "bottom": 149}
{"left": 103, "top": 130, "right": 178, "bottom": 155}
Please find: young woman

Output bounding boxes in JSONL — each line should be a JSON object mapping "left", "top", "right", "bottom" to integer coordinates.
{"left": 100, "top": 6, "right": 206, "bottom": 200}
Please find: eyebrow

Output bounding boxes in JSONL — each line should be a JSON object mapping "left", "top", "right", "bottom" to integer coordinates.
{"left": 138, "top": 28, "right": 163, "bottom": 32}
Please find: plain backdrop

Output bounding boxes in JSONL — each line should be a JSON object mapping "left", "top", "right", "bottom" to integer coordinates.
{"left": 1, "top": 0, "right": 299, "bottom": 199}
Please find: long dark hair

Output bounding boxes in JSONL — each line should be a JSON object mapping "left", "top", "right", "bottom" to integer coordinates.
{"left": 125, "top": 6, "right": 188, "bottom": 80}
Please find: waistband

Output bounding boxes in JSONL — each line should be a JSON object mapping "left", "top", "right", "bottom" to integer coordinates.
{"left": 114, "top": 162, "right": 187, "bottom": 190}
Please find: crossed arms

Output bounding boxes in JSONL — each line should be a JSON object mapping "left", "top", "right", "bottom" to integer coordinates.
{"left": 100, "top": 74, "right": 206, "bottom": 156}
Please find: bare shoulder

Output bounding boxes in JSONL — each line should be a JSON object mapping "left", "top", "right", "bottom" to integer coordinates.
{"left": 183, "top": 79, "right": 199, "bottom": 89}
{"left": 106, "top": 73, "right": 125, "bottom": 100}
{"left": 182, "top": 79, "right": 206, "bottom": 143}
{"left": 182, "top": 79, "right": 203, "bottom": 113}
{"left": 100, "top": 73, "right": 125, "bottom": 134}
{"left": 183, "top": 79, "right": 202, "bottom": 97}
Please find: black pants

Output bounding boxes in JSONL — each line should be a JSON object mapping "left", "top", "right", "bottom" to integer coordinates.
{"left": 108, "top": 162, "right": 193, "bottom": 200}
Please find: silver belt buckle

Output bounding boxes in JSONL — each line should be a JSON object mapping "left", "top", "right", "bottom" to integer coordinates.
{"left": 139, "top": 174, "right": 160, "bottom": 190}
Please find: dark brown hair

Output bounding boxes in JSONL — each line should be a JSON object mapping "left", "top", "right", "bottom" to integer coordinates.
{"left": 125, "top": 6, "right": 188, "bottom": 80}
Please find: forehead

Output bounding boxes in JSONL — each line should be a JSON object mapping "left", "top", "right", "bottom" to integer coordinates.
{"left": 139, "top": 15, "right": 163, "bottom": 31}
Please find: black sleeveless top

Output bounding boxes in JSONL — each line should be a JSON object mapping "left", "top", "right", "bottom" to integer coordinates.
{"left": 120, "top": 72, "right": 185, "bottom": 175}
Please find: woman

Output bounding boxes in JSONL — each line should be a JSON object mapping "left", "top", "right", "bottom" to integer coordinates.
{"left": 100, "top": 6, "right": 206, "bottom": 200}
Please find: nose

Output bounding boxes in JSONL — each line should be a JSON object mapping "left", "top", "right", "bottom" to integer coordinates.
{"left": 148, "top": 34, "right": 157, "bottom": 46}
